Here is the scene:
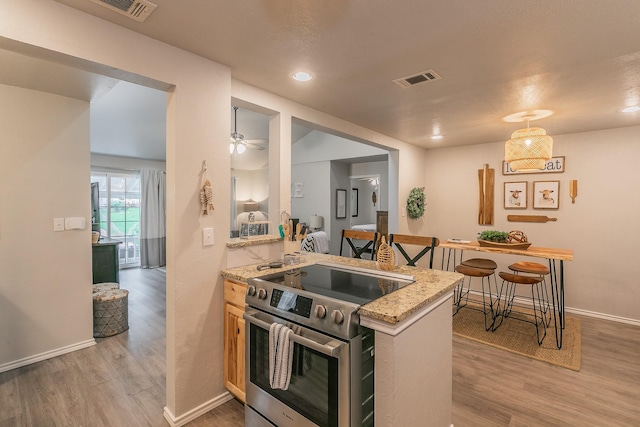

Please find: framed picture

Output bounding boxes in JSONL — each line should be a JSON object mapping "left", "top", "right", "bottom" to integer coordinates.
{"left": 533, "top": 180, "right": 560, "bottom": 209}
{"left": 504, "top": 181, "right": 527, "bottom": 209}
{"left": 336, "top": 189, "right": 347, "bottom": 219}
{"left": 351, "top": 188, "right": 359, "bottom": 217}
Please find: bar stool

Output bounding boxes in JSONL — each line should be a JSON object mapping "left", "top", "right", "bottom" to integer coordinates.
{"left": 461, "top": 258, "right": 497, "bottom": 270}
{"left": 452, "top": 264, "right": 498, "bottom": 331}
{"left": 509, "top": 261, "right": 551, "bottom": 325}
{"left": 494, "top": 272, "right": 548, "bottom": 345}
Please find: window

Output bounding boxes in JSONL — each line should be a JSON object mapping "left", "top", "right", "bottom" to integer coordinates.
{"left": 91, "top": 171, "right": 141, "bottom": 267}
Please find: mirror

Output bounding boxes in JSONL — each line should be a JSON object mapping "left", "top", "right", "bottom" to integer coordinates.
{"left": 230, "top": 106, "right": 270, "bottom": 238}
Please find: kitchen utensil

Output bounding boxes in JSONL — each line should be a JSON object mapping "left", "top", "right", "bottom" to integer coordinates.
{"left": 507, "top": 215, "right": 557, "bottom": 223}
{"left": 478, "top": 164, "right": 494, "bottom": 225}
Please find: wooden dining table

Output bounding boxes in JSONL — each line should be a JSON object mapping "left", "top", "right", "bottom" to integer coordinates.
{"left": 439, "top": 241, "right": 574, "bottom": 349}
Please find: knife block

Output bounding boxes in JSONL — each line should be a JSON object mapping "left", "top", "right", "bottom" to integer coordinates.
{"left": 284, "top": 240, "right": 300, "bottom": 255}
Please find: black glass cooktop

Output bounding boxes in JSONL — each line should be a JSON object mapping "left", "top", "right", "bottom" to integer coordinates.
{"left": 259, "top": 263, "right": 415, "bottom": 306}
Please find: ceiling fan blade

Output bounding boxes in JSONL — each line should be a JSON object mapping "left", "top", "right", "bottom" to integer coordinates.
{"left": 245, "top": 139, "right": 268, "bottom": 150}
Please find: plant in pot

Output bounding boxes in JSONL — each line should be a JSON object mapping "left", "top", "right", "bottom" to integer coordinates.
{"left": 477, "top": 230, "right": 509, "bottom": 243}
{"left": 477, "top": 230, "right": 531, "bottom": 249}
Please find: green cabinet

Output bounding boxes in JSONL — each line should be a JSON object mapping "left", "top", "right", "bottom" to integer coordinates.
{"left": 92, "top": 238, "right": 122, "bottom": 284}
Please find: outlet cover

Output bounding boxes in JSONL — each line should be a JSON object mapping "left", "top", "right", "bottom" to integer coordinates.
{"left": 203, "top": 228, "right": 214, "bottom": 246}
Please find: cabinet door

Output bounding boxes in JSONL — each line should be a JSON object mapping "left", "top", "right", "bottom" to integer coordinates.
{"left": 224, "top": 302, "right": 246, "bottom": 402}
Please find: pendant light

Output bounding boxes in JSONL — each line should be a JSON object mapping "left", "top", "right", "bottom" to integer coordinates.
{"left": 504, "top": 117, "right": 553, "bottom": 171}
{"left": 230, "top": 106, "right": 247, "bottom": 154}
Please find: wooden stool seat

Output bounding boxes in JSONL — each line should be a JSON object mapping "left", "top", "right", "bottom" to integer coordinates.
{"left": 461, "top": 258, "right": 497, "bottom": 270}
{"left": 455, "top": 264, "right": 495, "bottom": 277}
{"left": 499, "top": 271, "right": 543, "bottom": 285}
{"left": 508, "top": 261, "right": 550, "bottom": 275}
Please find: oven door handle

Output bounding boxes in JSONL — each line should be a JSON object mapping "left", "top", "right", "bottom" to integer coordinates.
{"left": 244, "top": 310, "right": 345, "bottom": 357}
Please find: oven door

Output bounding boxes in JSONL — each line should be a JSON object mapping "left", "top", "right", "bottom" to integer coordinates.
{"left": 244, "top": 309, "right": 353, "bottom": 427}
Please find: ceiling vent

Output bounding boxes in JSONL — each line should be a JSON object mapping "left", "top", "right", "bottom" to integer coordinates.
{"left": 393, "top": 69, "right": 441, "bottom": 88}
{"left": 89, "top": 0, "right": 157, "bottom": 22}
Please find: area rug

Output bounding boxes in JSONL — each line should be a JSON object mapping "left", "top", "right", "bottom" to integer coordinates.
{"left": 452, "top": 305, "right": 581, "bottom": 371}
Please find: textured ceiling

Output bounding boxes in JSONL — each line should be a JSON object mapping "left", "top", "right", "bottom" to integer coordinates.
{"left": 7, "top": 1, "right": 640, "bottom": 158}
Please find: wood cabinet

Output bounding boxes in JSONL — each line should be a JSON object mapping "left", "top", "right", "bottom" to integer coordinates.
{"left": 92, "top": 238, "right": 122, "bottom": 284}
{"left": 223, "top": 279, "right": 246, "bottom": 403}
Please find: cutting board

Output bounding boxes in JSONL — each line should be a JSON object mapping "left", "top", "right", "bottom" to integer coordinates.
{"left": 508, "top": 215, "right": 557, "bottom": 223}
{"left": 478, "top": 164, "right": 494, "bottom": 225}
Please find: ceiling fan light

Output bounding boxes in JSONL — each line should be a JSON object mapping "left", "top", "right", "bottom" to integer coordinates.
{"left": 236, "top": 142, "right": 246, "bottom": 154}
{"left": 505, "top": 127, "right": 553, "bottom": 171}
{"left": 229, "top": 142, "right": 235, "bottom": 154}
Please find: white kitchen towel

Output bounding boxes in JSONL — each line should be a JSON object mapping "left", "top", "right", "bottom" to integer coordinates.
{"left": 269, "top": 323, "right": 295, "bottom": 390}
{"left": 309, "top": 231, "right": 330, "bottom": 254}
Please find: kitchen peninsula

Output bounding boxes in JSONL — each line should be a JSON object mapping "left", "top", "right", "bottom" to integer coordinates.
{"left": 221, "top": 252, "right": 463, "bottom": 427}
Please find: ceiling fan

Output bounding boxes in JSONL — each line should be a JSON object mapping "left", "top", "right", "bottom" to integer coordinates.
{"left": 230, "top": 106, "right": 267, "bottom": 154}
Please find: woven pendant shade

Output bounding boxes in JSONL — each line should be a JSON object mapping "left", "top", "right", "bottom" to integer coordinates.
{"left": 505, "top": 127, "right": 553, "bottom": 171}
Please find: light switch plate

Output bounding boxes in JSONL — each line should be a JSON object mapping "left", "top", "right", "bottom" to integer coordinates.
{"left": 203, "top": 227, "right": 214, "bottom": 246}
{"left": 65, "top": 217, "right": 86, "bottom": 230}
{"left": 53, "top": 218, "right": 65, "bottom": 232}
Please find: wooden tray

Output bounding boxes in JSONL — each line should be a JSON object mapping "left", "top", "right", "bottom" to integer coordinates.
{"left": 477, "top": 240, "right": 532, "bottom": 250}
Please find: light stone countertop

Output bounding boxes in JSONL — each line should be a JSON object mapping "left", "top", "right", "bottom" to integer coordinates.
{"left": 220, "top": 252, "right": 463, "bottom": 325}
{"left": 226, "top": 235, "right": 283, "bottom": 248}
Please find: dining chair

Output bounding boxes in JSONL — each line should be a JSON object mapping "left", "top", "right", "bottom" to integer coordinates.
{"left": 388, "top": 234, "right": 440, "bottom": 268}
{"left": 340, "top": 229, "right": 379, "bottom": 260}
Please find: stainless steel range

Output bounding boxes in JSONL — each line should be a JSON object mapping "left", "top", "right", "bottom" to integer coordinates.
{"left": 244, "top": 262, "right": 414, "bottom": 427}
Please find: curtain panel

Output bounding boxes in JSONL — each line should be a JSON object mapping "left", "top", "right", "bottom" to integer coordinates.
{"left": 140, "top": 169, "right": 166, "bottom": 268}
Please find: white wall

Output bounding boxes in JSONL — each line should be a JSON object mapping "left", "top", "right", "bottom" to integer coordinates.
{"left": 291, "top": 161, "right": 331, "bottom": 234}
{"left": 232, "top": 168, "right": 269, "bottom": 206}
{"left": 291, "top": 131, "right": 390, "bottom": 252}
{"left": 291, "top": 130, "right": 387, "bottom": 163}
{"left": 0, "top": 84, "right": 93, "bottom": 368}
{"left": 424, "top": 126, "right": 640, "bottom": 322}
{"left": 1, "top": 1, "right": 231, "bottom": 421}
{"left": 91, "top": 153, "right": 166, "bottom": 171}
{"left": 351, "top": 160, "right": 389, "bottom": 226}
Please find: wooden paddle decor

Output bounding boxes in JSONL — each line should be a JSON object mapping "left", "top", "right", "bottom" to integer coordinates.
{"left": 478, "top": 164, "right": 494, "bottom": 225}
{"left": 508, "top": 215, "right": 558, "bottom": 223}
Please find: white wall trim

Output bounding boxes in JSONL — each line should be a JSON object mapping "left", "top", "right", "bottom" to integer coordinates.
{"left": 0, "top": 339, "right": 96, "bottom": 374}
{"left": 163, "top": 392, "right": 235, "bottom": 427}
{"left": 464, "top": 290, "right": 640, "bottom": 326}
{"left": 360, "top": 292, "right": 452, "bottom": 336}
{"left": 566, "top": 307, "right": 640, "bottom": 327}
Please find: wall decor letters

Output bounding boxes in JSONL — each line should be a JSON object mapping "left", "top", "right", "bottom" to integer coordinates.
{"left": 503, "top": 156, "right": 565, "bottom": 175}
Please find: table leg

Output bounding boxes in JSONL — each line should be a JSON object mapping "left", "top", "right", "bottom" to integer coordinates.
{"left": 548, "top": 259, "right": 564, "bottom": 349}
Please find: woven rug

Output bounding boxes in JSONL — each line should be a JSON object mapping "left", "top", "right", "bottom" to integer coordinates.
{"left": 452, "top": 305, "right": 581, "bottom": 371}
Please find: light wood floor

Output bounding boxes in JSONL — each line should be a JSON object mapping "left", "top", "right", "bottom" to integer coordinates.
{"left": 1, "top": 268, "right": 639, "bottom": 426}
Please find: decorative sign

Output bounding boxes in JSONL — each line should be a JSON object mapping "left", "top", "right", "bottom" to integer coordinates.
{"left": 502, "top": 156, "right": 565, "bottom": 175}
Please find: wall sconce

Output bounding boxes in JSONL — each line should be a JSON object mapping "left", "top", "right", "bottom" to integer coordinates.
{"left": 569, "top": 180, "right": 578, "bottom": 203}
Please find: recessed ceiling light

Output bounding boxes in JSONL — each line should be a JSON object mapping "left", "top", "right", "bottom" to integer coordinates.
{"left": 620, "top": 106, "right": 640, "bottom": 113}
{"left": 430, "top": 134, "right": 443, "bottom": 140}
{"left": 291, "top": 71, "right": 315, "bottom": 82}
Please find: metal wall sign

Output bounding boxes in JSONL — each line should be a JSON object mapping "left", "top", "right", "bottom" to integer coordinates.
{"left": 502, "top": 156, "right": 565, "bottom": 175}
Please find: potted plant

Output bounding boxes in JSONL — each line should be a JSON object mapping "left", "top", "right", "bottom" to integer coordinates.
{"left": 477, "top": 230, "right": 509, "bottom": 243}
{"left": 477, "top": 230, "right": 531, "bottom": 249}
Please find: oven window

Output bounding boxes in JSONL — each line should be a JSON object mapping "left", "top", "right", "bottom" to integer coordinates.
{"left": 250, "top": 324, "right": 339, "bottom": 427}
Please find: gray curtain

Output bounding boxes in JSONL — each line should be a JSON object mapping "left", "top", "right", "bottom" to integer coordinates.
{"left": 230, "top": 176, "right": 238, "bottom": 234}
{"left": 140, "top": 169, "right": 166, "bottom": 268}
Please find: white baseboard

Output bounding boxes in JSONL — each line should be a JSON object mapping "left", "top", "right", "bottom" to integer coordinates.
{"left": 0, "top": 339, "right": 96, "bottom": 374}
{"left": 464, "top": 289, "right": 640, "bottom": 326}
{"left": 163, "top": 391, "right": 235, "bottom": 427}
{"left": 566, "top": 307, "right": 640, "bottom": 327}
